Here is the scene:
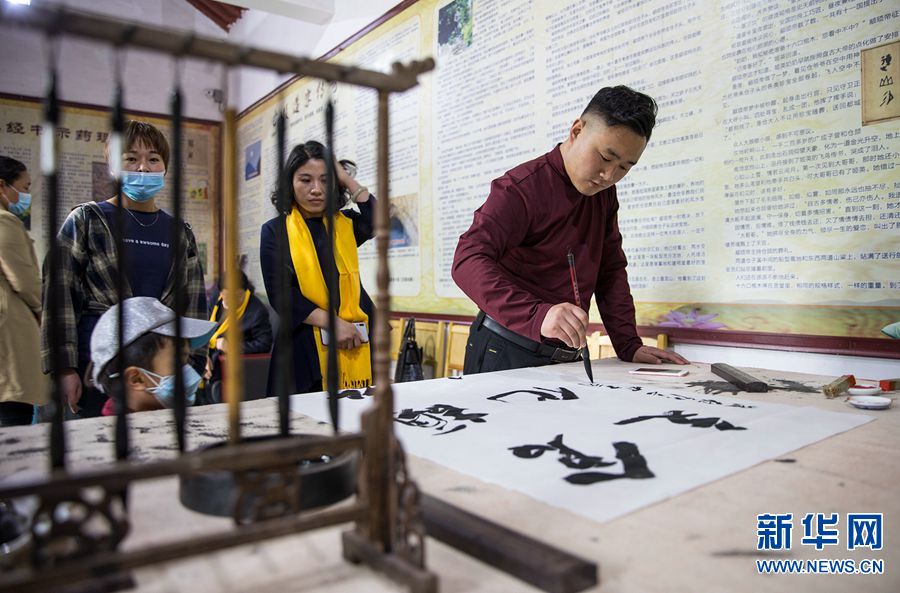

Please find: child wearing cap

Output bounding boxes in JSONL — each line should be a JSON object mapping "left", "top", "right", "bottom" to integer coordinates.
{"left": 90, "top": 297, "right": 217, "bottom": 415}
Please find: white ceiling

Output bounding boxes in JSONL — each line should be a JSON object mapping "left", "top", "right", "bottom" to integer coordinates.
{"left": 217, "top": 0, "right": 334, "bottom": 24}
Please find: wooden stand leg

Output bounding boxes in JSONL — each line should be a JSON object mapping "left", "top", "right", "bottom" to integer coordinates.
{"left": 342, "top": 530, "right": 438, "bottom": 593}
{"left": 421, "top": 494, "right": 598, "bottom": 593}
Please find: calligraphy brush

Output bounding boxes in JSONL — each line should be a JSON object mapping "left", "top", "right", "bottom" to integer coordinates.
{"left": 567, "top": 248, "right": 593, "bottom": 383}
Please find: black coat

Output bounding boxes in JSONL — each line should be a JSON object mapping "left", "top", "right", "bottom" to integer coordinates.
{"left": 207, "top": 290, "right": 274, "bottom": 355}
{"left": 259, "top": 200, "right": 375, "bottom": 394}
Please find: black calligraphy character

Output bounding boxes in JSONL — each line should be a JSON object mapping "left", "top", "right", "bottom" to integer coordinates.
{"left": 428, "top": 404, "right": 488, "bottom": 424}
{"left": 395, "top": 404, "right": 487, "bottom": 436}
{"left": 338, "top": 385, "right": 377, "bottom": 399}
{"left": 555, "top": 387, "right": 578, "bottom": 400}
{"left": 396, "top": 408, "right": 453, "bottom": 432}
{"left": 676, "top": 413, "right": 719, "bottom": 428}
{"left": 615, "top": 410, "right": 746, "bottom": 431}
{"left": 626, "top": 381, "right": 758, "bottom": 407}
{"left": 566, "top": 442, "right": 655, "bottom": 484}
{"left": 488, "top": 386, "right": 578, "bottom": 402}
{"left": 509, "top": 443, "right": 555, "bottom": 459}
{"left": 880, "top": 53, "right": 893, "bottom": 72}
{"left": 548, "top": 434, "right": 616, "bottom": 470}
{"left": 881, "top": 75, "right": 894, "bottom": 87}
{"left": 338, "top": 389, "right": 365, "bottom": 400}
{"left": 616, "top": 410, "right": 688, "bottom": 425}
{"left": 509, "top": 437, "right": 654, "bottom": 485}
{"left": 713, "top": 420, "right": 743, "bottom": 430}
{"left": 509, "top": 435, "right": 613, "bottom": 469}
{"left": 881, "top": 90, "right": 894, "bottom": 107}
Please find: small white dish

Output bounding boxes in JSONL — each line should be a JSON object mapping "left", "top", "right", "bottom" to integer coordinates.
{"left": 848, "top": 385, "right": 882, "bottom": 396}
{"left": 848, "top": 395, "right": 892, "bottom": 410}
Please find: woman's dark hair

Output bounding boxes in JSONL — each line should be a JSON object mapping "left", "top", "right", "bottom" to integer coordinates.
{"left": 582, "top": 86, "right": 658, "bottom": 141}
{"left": 217, "top": 270, "right": 254, "bottom": 294}
{"left": 270, "top": 140, "right": 345, "bottom": 214}
{"left": 0, "top": 156, "right": 27, "bottom": 185}
{"left": 106, "top": 120, "right": 171, "bottom": 169}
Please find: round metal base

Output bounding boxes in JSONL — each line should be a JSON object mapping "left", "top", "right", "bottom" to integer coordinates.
{"left": 178, "top": 434, "right": 357, "bottom": 518}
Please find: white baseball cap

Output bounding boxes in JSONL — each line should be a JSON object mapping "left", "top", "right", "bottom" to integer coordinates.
{"left": 90, "top": 296, "right": 217, "bottom": 390}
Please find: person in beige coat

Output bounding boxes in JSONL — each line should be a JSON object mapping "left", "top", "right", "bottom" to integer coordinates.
{"left": 0, "top": 156, "right": 48, "bottom": 426}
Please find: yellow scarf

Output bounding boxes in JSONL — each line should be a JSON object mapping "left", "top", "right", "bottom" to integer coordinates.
{"left": 208, "top": 289, "right": 251, "bottom": 349}
{"left": 286, "top": 207, "right": 372, "bottom": 390}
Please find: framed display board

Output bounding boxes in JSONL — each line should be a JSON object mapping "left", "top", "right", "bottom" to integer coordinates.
{"left": 0, "top": 94, "right": 220, "bottom": 276}
{"left": 235, "top": 0, "right": 899, "bottom": 351}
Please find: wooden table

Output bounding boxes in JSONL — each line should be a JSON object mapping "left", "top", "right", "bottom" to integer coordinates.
{"left": 2, "top": 360, "right": 897, "bottom": 592}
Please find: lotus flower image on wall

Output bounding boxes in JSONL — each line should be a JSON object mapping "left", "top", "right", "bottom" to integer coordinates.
{"left": 659, "top": 308, "right": 727, "bottom": 330}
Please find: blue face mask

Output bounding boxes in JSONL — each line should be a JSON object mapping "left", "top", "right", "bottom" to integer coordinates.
{"left": 6, "top": 187, "right": 31, "bottom": 219}
{"left": 141, "top": 365, "right": 201, "bottom": 408}
{"left": 121, "top": 171, "right": 165, "bottom": 202}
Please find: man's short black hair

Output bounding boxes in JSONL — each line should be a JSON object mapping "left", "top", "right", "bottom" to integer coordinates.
{"left": 581, "top": 86, "right": 658, "bottom": 141}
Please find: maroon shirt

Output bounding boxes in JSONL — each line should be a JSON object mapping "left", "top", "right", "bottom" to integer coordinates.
{"left": 451, "top": 145, "right": 643, "bottom": 362}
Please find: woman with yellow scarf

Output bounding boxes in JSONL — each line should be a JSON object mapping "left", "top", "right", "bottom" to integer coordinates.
{"left": 201, "top": 270, "right": 273, "bottom": 403}
{"left": 259, "top": 141, "right": 375, "bottom": 394}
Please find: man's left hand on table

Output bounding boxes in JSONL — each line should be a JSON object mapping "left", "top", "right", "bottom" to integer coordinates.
{"left": 632, "top": 345, "right": 689, "bottom": 365}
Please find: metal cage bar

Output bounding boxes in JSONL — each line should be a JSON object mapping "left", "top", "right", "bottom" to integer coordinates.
{"left": 0, "top": 1, "right": 435, "bottom": 591}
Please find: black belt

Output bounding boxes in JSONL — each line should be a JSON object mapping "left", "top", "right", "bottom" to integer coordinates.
{"left": 478, "top": 312, "right": 581, "bottom": 363}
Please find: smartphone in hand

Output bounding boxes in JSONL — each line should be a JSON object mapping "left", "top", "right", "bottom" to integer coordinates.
{"left": 320, "top": 321, "right": 369, "bottom": 345}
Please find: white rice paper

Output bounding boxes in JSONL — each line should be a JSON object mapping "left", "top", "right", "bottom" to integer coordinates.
{"left": 291, "top": 363, "right": 871, "bottom": 523}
